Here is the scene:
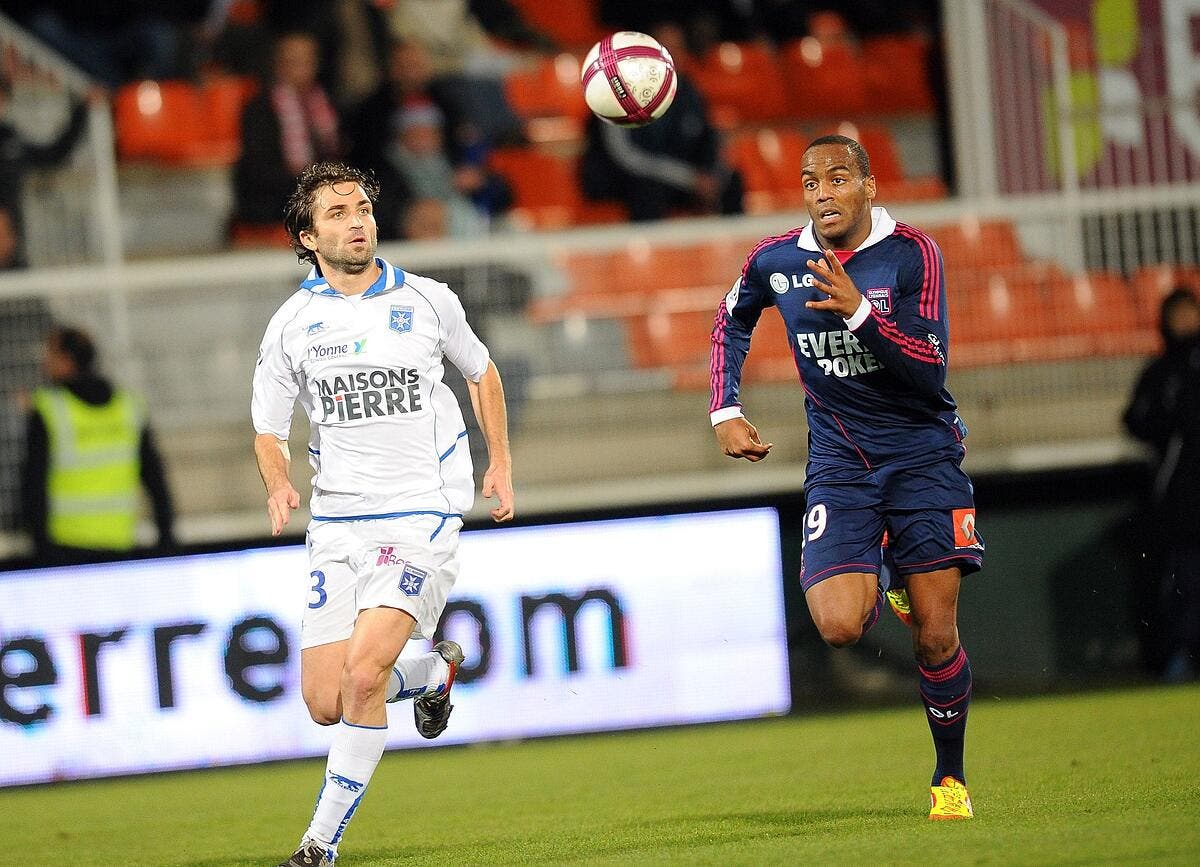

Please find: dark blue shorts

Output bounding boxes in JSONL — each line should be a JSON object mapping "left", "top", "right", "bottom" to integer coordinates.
{"left": 799, "top": 450, "right": 985, "bottom": 592}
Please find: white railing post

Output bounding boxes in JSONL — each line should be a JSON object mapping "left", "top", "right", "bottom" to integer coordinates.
{"left": 944, "top": 0, "right": 1000, "bottom": 202}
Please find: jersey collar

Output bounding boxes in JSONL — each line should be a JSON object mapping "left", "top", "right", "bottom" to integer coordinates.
{"left": 797, "top": 206, "right": 896, "bottom": 253}
{"left": 299, "top": 258, "right": 407, "bottom": 297}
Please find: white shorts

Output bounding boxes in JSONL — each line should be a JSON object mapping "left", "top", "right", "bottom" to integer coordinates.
{"left": 301, "top": 513, "right": 462, "bottom": 650}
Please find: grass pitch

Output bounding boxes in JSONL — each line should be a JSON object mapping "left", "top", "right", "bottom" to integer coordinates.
{"left": 6, "top": 684, "right": 1199, "bottom": 865}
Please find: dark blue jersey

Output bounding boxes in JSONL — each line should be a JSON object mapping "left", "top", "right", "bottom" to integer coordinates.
{"left": 710, "top": 208, "right": 966, "bottom": 467}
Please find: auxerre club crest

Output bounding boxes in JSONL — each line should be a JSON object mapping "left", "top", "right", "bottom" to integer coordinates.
{"left": 389, "top": 305, "right": 414, "bottom": 334}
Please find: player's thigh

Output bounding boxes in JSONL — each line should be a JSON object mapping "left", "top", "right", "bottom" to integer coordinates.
{"left": 303, "top": 523, "right": 360, "bottom": 643}
{"left": 799, "top": 473, "right": 886, "bottom": 593}
{"left": 344, "top": 606, "right": 418, "bottom": 678}
{"left": 301, "top": 639, "right": 348, "bottom": 720}
{"left": 804, "top": 570, "right": 879, "bottom": 639}
{"left": 357, "top": 514, "right": 463, "bottom": 643}
{"left": 881, "top": 455, "right": 985, "bottom": 579}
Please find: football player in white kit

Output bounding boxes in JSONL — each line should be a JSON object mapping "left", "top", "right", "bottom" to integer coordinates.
{"left": 252, "top": 163, "right": 515, "bottom": 867}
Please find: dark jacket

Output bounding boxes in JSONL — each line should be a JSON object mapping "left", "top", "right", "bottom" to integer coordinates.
{"left": 1123, "top": 333, "right": 1200, "bottom": 527}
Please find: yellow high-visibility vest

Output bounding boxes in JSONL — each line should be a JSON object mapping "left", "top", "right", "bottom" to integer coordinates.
{"left": 32, "top": 386, "right": 142, "bottom": 550}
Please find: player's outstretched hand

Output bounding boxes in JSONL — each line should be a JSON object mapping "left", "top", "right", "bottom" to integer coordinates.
{"left": 482, "top": 462, "right": 515, "bottom": 522}
{"left": 714, "top": 417, "right": 773, "bottom": 462}
{"left": 805, "top": 248, "right": 863, "bottom": 319}
{"left": 266, "top": 484, "right": 300, "bottom": 536}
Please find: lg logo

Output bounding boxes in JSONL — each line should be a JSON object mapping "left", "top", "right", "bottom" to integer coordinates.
{"left": 769, "top": 272, "right": 817, "bottom": 294}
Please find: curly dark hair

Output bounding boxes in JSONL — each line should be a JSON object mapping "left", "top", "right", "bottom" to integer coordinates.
{"left": 283, "top": 162, "right": 381, "bottom": 265}
{"left": 804, "top": 134, "right": 871, "bottom": 178}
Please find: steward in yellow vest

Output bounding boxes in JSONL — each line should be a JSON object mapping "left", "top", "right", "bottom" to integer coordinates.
{"left": 20, "top": 327, "right": 175, "bottom": 565}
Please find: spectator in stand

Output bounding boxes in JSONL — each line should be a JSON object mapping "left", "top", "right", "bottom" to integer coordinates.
{"left": 385, "top": 0, "right": 557, "bottom": 78}
{"left": 345, "top": 38, "right": 511, "bottom": 238}
{"left": 388, "top": 100, "right": 510, "bottom": 239}
{"left": 0, "top": 75, "right": 100, "bottom": 269}
{"left": 1123, "top": 287, "right": 1200, "bottom": 683}
{"left": 231, "top": 30, "right": 342, "bottom": 230}
{"left": 579, "top": 21, "right": 743, "bottom": 222}
{"left": 5, "top": 1, "right": 206, "bottom": 88}
{"left": 20, "top": 325, "right": 175, "bottom": 566}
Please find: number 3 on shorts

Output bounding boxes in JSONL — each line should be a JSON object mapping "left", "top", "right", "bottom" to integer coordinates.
{"left": 308, "top": 570, "right": 327, "bottom": 609}
{"left": 805, "top": 503, "right": 827, "bottom": 543}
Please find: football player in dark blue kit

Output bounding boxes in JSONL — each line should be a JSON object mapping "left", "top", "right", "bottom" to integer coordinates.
{"left": 709, "top": 135, "right": 980, "bottom": 819}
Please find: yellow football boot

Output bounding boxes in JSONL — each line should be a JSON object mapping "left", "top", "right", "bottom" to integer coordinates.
{"left": 885, "top": 587, "right": 913, "bottom": 627}
{"left": 929, "top": 776, "right": 973, "bottom": 820}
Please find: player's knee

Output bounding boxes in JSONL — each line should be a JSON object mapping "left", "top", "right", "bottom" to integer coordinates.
{"left": 813, "top": 614, "right": 863, "bottom": 648}
{"left": 303, "top": 693, "right": 341, "bottom": 726}
{"left": 341, "top": 661, "right": 388, "bottom": 708}
{"left": 915, "top": 625, "right": 958, "bottom": 666}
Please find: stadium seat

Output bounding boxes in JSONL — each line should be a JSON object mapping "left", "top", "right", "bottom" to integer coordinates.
{"left": 488, "top": 146, "right": 582, "bottom": 229}
{"left": 931, "top": 217, "right": 1024, "bottom": 286}
{"left": 861, "top": 34, "right": 937, "bottom": 114}
{"left": 690, "top": 42, "right": 791, "bottom": 126}
{"left": 1049, "top": 270, "right": 1156, "bottom": 355}
{"left": 504, "top": 53, "right": 588, "bottom": 127}
{"left": 1131, "top": 264, "right": 1200, "bottom": 330}
{"left": 114, "top": 80, "right": 208, "bottom": 164}
{"left": 196, "top": 75, "right": 257, "bottom": 165}
{"left": 780, "top": 38, "right": 870, "bottom": 119}
{"left": 507, "top": 0, "right": 606, "bottom": 50}
{"left": 950, "top": 263, "right": 1064, "bottom": 365}
{"left": 726, "top": 126, "right": 807, "bottom": 213}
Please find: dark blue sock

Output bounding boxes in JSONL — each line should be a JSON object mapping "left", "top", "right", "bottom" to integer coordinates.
{"left": 918, "top": 645, "right": 971, "bottom": 786}
{"left": 861, "top": 590, "right": 883, "bottom": 635}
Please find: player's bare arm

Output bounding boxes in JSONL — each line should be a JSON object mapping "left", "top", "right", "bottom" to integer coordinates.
{"left": 467, "top": 360, "right": 515, "bottom": 522}
{"left": 253, "top": 433, "right": 300, "bottom": 536}
{"left": 805, "top": 248, "right": 865, "bottom": 318}
{"left": 714, "top": 416, "right": 773, "bottom": 462}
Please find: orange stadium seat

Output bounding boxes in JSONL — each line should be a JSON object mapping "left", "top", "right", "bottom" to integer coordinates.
{"left": 931, "top": 217, "right": 1024, "bottom": 286}
{"left": 690, "top": 42, "right": 791, "bottom": 126}
{"left": 726, "top": 126, "right": 807, "bottom": 212}
{"left": 489, "top": 146, "right": 581, "bottom": 229}
{"left": 507, "top": 0, "right": 606, "bottom": 50}
{"left": 1131, "top": 264, "right": 1200, "bottom": 330}
{"left": 114, "top": 79, "right": 208, "bottom": 164}
{"left": 780, "top": 38, "right": 870, "bottom": 120}
{"left": 861, "top": 34, "right": 937, "bottom": 114}
{"left": 950, "top": 263, "right": 1063, "bottom": 365}
{"left": 504, "top": 53, "right": 588, "bottom": 120}
{"left": 1048, "top": 271, "right": 1156, "bottom": 356}
{"left": 197, "top": 75, "right": 257, "bottom": 164}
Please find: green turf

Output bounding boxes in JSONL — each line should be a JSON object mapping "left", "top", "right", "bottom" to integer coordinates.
{"left": 6, "top": 684, "right": 1199, "bottom": 865}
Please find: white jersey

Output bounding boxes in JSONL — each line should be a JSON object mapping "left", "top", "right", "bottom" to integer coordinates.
{"left": 251, "top": 258, "right": 489, "bottom": 520}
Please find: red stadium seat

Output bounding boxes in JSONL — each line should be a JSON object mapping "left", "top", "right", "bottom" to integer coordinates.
{"left": 780, "top": 38, "right": 870, "bottom": 120}
{"left": 726, "top": 126, "right": 808, "bottom": 213}
{"left": 504, "top": 54, "right": 588, "bottom": 122}
{"left": 690, "top": 42, "right": 791, "bottom": 126}
{"left": 196, "top": 75, "right": 257, "bottom": 164}
{"left": 1131, "top": 264, "right": 1200, "bottom": 330}
{"left": 507, "top": 0, "right": 606, "bottom": 50}
{"left": 488, "top": 146, "right": 582, "bottom": 229}
{"left": 114, "top": 80, "right": 208, "bottom": 164}
{"left": 861, "top": 34, "right": 937, "bottom": 114}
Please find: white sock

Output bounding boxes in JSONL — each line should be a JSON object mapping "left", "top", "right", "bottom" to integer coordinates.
{"left": 305, "top": 720, "right": 388, "bottom": 857}
{"left": 386, "top": 651, "right": 450, "bottom": 702}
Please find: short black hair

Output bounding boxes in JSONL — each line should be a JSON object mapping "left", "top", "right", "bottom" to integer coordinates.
{"left": 52, "top": 326, "right": 96, "bottom": 372}
{"left": 804, "top": 134, "right": 871, "bottom": 177}
{"left": 283, "top": 162, "right": 380, "bottom": 266}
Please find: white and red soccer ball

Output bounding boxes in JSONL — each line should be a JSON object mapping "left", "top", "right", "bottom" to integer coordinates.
{"left": 581, "top": 31, "right": 677, "bottom": 128}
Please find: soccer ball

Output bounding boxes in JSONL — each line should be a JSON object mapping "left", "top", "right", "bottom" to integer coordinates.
{"left": 581, "top": 31, "right": 677, "bottom": 128}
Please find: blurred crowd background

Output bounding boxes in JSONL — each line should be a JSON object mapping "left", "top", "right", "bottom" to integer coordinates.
{"left": 0, "top": 1, "right": 1197, "bottom": 677}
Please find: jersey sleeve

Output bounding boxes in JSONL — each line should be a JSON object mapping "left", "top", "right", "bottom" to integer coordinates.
{"left": 846, "top": 236, "right": 948, "bottom": 396}
{"left": 709, "top": 253, "right": 771, "bottom": 419}
{"left": 251, "top": 309, "right": 301, "bottom": 439}
{"left": 436, "top": 284, "right": 491, "bottom": 382}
